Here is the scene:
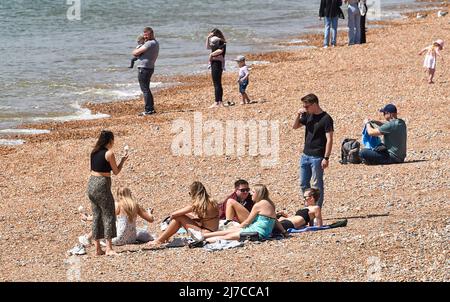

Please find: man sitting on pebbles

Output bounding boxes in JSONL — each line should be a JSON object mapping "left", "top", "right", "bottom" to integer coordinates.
{"left": 219, "top": 179, "right": 254, "bottom": 225}
{"left": 359, "top": 103, "right": 407, "bottom": 165}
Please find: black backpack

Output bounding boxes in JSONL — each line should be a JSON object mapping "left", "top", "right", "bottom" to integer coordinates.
{"left": 339, "top": 138, "right": 362, "bottom": 164}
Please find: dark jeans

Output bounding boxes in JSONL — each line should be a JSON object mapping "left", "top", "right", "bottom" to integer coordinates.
{"left": 138, "top": 67, "right": 154, "bottom": 112}
{"left": 360, "top": 4, "right": 367, "bottom": 44}
{"left": 211, "top": 60, "right": 223, "bottom": 103}
{"left": 359, "top": 148, "right": 397, "bottom": 165}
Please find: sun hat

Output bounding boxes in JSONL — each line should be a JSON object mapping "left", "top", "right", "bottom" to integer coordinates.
{"left": 434, "top": 39, "right": 444, "bottom": 48}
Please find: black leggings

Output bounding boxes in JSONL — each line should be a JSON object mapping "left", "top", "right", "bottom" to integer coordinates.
{"left": 211, "top": 60, "right": 223, "bottom": 103}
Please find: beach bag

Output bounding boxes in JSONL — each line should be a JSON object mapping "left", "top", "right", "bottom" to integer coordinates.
{"left": 239, "top": 232, "right": 260, "bottom": 242}
{"left": 362, "top": 124, "right": 382, "bottom": 149}
{"left": 339, "top": 138, "right": 362, "bottom": 164}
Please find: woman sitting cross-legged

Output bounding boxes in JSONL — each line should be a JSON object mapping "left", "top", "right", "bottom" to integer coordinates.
{"left": 277, "top": 188, "right": 323, "bottom": 230}
{"left": 188, "top": 184, "right": 287, "bottom": 243}
{"left": 147, "top": 181, "right": 219, "bottom": 246}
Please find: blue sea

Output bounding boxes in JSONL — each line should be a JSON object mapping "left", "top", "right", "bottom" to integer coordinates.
{"left": 0, "top": 0, "right": 427, "bottom": 138}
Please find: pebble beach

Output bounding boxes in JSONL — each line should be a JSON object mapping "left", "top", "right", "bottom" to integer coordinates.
{"left": 0, "top": 2, "right": 449, "bottom": 282}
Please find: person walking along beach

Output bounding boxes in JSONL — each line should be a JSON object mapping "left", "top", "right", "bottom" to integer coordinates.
{"left": 293, "top": 94, "right": 334, "bottom": 208}
{"left": 133, "top": 27, "right": 159, "bottom": 116}
{"left": 87, "top": 130, "right": 128, "bottom": 255}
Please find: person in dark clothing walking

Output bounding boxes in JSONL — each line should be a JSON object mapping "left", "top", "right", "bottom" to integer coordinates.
{"left": 319, "top": 0, "right": 344, "bottom": 48}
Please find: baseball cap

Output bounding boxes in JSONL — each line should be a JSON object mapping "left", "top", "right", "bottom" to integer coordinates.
{"left": 379, "top": 104, "right": 397, "bottom": 113}
{"left": 234, "top": 55, "right": 245, "bottom": 62}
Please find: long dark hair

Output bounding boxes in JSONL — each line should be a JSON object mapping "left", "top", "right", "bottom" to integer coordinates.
{"left": 91, "top": 130, "right": 114, "bottom": 155}
{"left": 211, "top": 28, "right": 226, "bottom": 43}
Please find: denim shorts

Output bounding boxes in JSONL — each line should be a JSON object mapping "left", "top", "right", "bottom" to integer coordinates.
{"left": 239, "top": 80, "right": 249, "bottom": 93}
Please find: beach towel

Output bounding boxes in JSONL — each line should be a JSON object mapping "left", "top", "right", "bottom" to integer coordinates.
{"left": 287, "top": 219, "right": 347, "bottom": 233}
{"left": 166, "top": 237, "right": 190, "bottom": 248}
{"left": 203, "top": 239, "right": 244, "bottom": 252}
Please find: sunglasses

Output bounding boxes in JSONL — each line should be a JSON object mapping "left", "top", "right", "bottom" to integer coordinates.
{"left": 237, "top": 188, "right": 250, "bottom": 193}
{"left": 303, "top": 195, "right": 312, "bottom": 200}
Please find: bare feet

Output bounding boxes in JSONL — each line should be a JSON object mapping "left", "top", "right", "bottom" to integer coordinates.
{"left": 209, "top": 103, "right": 219, "bottom": 108}
{"left": 105, "top": 250, "right": 118, "bottom": 256}
{"left": 144, "top": 240, "right": 165, "bottom": 250}
{"left": 95, "top": 249, "right": 105, "bottom": 256}
{"left": 81, "top": 213, "right": 92, "bottom": 222}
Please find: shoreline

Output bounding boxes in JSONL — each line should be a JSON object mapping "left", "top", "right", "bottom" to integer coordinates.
{"left": 0, "top": 0, "right": 441, "bottom": 146}
{"left": 0, "top": 1, "right": 449, "bottom": 281}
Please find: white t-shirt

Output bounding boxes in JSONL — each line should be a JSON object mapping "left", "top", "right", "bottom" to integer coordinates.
{"left": 238, "top": 65, "right": 249, "bottom": 81}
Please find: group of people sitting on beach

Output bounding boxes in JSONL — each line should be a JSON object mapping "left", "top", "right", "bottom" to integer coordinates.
{"left": 83, "top": 130, "right": 323, "bottom": 256}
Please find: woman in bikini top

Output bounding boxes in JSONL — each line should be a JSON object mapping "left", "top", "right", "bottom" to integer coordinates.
{"left": 148, "top": 181, "right": 219, "bottom": 246}
{"left": 278, "top": 188, "right": 323, "bottom": 229}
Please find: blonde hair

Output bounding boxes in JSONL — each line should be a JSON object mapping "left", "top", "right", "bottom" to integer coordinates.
{"left": 252, "top": 184, "right": 275, "bottom": 209}
{"left": 117, "top": 187, "right": 139, "bottom": 222}
{"left": 190, "top": 181, "right": 217, "bottom": 218}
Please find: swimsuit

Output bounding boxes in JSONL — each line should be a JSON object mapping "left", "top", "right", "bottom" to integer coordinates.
{"left": 279, "top": 208, "right": 311, "bottom": 230}
{"left": 241, "top": 214, "right": 276, "bottom": 239}
{"left": 295, "top": 208, "right": 311, "bottom": 224}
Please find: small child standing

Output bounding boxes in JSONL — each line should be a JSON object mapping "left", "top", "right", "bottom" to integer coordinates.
{"left": 129, "top": 34, "right": 146, "bottom": 68}
{"left": 418, "top": 39, "right": 445, "bottom": 84}
{"left": 234, "top": 55, "right": 251, "bottom": 105}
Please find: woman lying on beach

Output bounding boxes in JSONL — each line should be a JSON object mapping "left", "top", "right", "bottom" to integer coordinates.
{"left": 147, "top": 181, "right": 219, "bottom": 246}
{"left": 188, "top": 184, "right": 287, "bottom": 243}
{"left": 79, "top": 187, "right": 155, "bottom": 248}
{"left": 277, "top": 188, "right": 323, "bottom": 230}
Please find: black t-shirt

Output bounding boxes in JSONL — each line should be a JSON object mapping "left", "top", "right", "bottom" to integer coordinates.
{"left": 300, "top": 111, "right": 334, "bottom": 157}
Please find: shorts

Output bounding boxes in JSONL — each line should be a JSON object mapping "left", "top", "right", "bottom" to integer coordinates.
{"left": 280, "top": 219, "right": 295, "bottom": 230}
{"left": 239, "top": 80, "right": 249, "bottom": 94}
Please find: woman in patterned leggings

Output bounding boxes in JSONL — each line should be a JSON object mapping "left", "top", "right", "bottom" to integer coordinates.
{"left": 87, "top": 130, "right": 128, "bottom": 256}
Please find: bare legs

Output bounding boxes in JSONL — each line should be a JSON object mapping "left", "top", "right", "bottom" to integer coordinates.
{"left": 202, "top": 226, "right": 242, "bottom": 243}
{"left": 225, "top": 199, "right": 250, "bottom": 222}
{"left": 428, "top": 68, "right": 436, "bottom": 84}
{"left": 93, "top": 238, "right": 116, "bottom": 256}
{"left": 240, "top": 92, "right": 251, "bottom": 105}
{"left": 149, "top": 215, "right": 204, "bottom": 245}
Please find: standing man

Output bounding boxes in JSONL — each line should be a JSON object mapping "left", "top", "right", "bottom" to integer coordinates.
{"left": 293, "top": 94, "right": 334, "bottom": 208}
{"left": 359, "top": 104, "right": 407, "bottom": 165}
{"left": 133, "top": 27, "right": 159, "bottom": 116}
{"left": 319, "top": 0, "right": 344, "bottom": 48}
